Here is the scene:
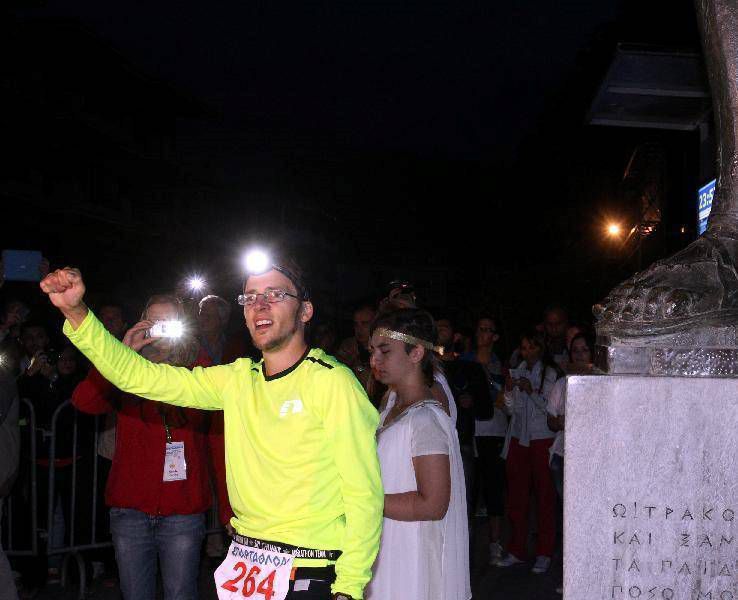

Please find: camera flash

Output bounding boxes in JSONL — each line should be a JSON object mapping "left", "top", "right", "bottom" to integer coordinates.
{"left": 188, "top": 276, "right": 205, "bottom": 291}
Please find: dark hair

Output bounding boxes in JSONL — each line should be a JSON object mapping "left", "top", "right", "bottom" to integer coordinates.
{"left": 543, "top": 305, "right": 569, "bottom": 321}
{"left": 477, "top": 315, "right": 498, "bottom": 330}
{"left": 434, "top": 314, "right": 454, "bottom": 327}
{"left": 370, "top": 308, "right": 438, "bottom": 387}
{"left": 272, "top": 255, "right": 310, "bottom": 301}
{"left": 57, "top": 342, "right": 87, "bottom": 376}
{"left": 353, "top": 303, "right": 377, "bottom": 316}
{"left": 310, "top": 320, "right": 337, "bottom": 353}
{"left": 472, "top": 315, "right": 499, "bottom": 351}
{"left": 97, "top": 301, "right": 127, "bottom": 319}
{"left": 1, "top": 298, "right": 30, "bottom": 323}
{"left": 20, "top": 319, "right": 49, "bottom": 336}
{"left": 568, "top": 332, "right": 595, "bottom": 358}
{"left": 520, "top": 328, "right": 564, "bottom": 391}
{"left": 198, "top": 295, "right": 231, "bottom": 324}
{"left": 96, "top": 299, "right": 124, "bottom": 312}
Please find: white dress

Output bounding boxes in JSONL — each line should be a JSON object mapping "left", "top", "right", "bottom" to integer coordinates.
{"left": 366, "top": 399, "right": 471, "bottom": 600}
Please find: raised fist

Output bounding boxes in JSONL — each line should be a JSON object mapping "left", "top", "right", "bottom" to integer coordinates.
{"left": 40, "top": 269, "right": 88, "bottom": 328}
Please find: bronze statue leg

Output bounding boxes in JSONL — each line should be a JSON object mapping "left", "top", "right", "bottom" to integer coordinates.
{"left": 594, "top": 0, "right": 738, "bottom": 372}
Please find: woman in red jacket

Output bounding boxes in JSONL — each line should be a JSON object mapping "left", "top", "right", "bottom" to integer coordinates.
{"left": 72, "top": 294, "right": 217, "bottom": 600}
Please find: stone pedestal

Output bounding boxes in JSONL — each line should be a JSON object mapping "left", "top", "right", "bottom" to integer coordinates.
{"left": 564, "top": 375, "right": 738, "bottom": 600}
{"left": 596, "top": 323, "right": 738, "bottom": 376}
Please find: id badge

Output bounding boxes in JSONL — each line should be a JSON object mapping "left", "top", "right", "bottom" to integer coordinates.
{"left": 215, "top": 540, "right": 294, "bottom": 600}
{"left": 163, "top": 441, "right": 187, "bottom": 481}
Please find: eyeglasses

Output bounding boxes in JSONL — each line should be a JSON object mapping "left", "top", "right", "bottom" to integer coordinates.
{"left": 237, "top": 289, "right": 300, "bottom": 306}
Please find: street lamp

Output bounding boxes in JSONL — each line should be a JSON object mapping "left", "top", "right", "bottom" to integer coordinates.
{"left": 606, "top": 223, "right": 622, "bottom": 238}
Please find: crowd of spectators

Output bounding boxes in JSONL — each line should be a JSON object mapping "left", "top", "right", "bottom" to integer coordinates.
{"left": 0, "top": 259, "right": 594, "bottom": 599}
{"left": 0, "top": 261, "right": 246, "bottom": 599}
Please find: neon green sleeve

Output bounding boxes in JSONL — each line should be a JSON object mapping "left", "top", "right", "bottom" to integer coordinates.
{"left": 63, "top": 310, "right": 233, "bottom": 410}
{"left": 318, "top": 367, "right": 383, "bottom": 599}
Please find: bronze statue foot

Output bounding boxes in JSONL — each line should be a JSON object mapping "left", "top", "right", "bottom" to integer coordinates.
{"left": 594, "top": 232, "right": 738, "bottom": 338}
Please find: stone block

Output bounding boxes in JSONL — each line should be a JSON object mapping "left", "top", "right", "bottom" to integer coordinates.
{"left": 564, "top": 375, "right": 738, "bottom": 600}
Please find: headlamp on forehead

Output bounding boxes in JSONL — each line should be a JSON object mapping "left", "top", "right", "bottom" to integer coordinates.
{"left": 187, "top": 276, "right": 205, "bottom": 292}
{"left": 243, "top": 249, "right": 271, "bottom": 276}
{"left": 242, "top": 249, "right": 310, "bottom": 301}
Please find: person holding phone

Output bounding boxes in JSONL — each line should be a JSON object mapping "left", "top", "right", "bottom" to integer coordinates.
{"left": 496, "top": 330, "right": 562, "bottom": 574}
{"left": 71, "top": 294, "right": 215, "bottom": 600}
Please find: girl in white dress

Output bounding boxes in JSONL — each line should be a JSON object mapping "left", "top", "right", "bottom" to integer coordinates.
{"left": 365, "top": 308, "right": 471, "bottom": 600}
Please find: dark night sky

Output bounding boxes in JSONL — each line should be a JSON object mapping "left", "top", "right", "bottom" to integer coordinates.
{"left": 20, "top": 1, "right": 618, "bottom": 162}
{"left": 5, "top": 0, "right": 704, "bottom": 336}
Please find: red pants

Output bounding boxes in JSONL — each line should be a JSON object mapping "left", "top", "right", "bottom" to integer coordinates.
{"left": 505, "top": 437, "right": 556, "bottom": 559}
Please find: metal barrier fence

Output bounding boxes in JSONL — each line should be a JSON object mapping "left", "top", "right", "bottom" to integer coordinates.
{"left": 1, "top": 398, "right": 107, "bottom": 598}
{"left": 1, "top": 397, "right": 225, "bottom": 599}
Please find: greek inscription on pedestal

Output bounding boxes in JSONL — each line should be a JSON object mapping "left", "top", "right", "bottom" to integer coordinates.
{"left": 608, "top": 502, "right": 737, "bottom": 600}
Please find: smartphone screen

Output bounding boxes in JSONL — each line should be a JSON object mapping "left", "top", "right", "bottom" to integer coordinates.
{"left": 149, "top": 321, "right": 184, "bottom": 338}
{"left": 2, "top": 250, "right": 43, "bottom": 282}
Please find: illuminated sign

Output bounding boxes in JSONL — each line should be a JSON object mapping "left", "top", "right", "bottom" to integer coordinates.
{"left": 698, "top": 179, "right": 715, "bottom": 235}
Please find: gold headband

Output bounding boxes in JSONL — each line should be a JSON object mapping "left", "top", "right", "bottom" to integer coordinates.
{"left": 376, "top": 327, "right": 445, "bottom": 356}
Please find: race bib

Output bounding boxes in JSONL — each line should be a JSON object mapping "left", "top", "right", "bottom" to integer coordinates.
{"left": 215, "top": 540, "right": 294, "bottom": 600}
{"left": 163, "top": 441, "right": 187, "bottom": 481}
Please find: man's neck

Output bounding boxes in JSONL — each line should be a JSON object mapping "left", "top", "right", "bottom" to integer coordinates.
{"left": 263, "top": 338, "right": 309, "bottom": 377}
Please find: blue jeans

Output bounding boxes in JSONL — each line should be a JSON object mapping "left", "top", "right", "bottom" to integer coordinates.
{"left": 109, "top": 508, "right": 205, "bottom": 600}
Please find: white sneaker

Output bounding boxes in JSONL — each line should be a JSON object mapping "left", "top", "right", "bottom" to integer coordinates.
{"left": 531, "top": 555, "right": 551, "bottom": 574}
{"left": 495, "top": 553, "right": 524, "bottom": 568}
{"left": 488, "top": 541, "right": 503, "bottom": 564}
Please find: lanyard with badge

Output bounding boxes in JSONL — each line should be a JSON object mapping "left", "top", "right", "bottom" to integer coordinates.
{"left": 162, "top": 415, "right": 187, "bottom": 482}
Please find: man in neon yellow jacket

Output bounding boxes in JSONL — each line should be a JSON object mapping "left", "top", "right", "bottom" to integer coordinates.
{"left": 40, "top": 259, "right": 382, "bottom": 600}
